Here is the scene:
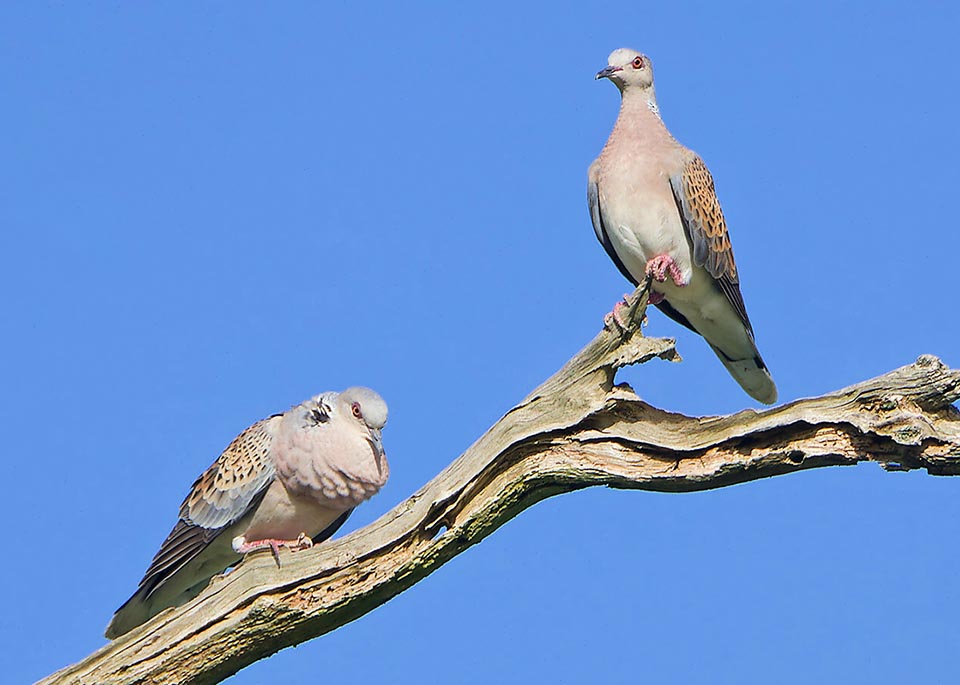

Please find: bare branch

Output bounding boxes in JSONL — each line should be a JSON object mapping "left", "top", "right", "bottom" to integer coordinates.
{"left": 40, "top": 290, "right": 960, "bottom": 685}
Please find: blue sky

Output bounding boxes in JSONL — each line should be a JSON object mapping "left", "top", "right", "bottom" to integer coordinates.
{"left": 4, "top": 2, "right": 959, "bottom": 683}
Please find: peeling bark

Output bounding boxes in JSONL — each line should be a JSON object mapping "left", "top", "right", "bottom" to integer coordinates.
{"left": 39, "top": 288, "right": 960, "bottom": 685}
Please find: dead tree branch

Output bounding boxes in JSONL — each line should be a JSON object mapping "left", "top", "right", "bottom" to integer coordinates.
{"left": 40, "top": 289, "right": 960, "bottom": 685}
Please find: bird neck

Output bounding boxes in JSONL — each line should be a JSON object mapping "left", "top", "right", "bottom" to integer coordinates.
{"left": 612, "top": 87, "right": 668, "bottom": 140}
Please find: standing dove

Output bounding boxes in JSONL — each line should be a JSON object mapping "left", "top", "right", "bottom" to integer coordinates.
{"left": 105, "top": 387, "right": 389, "bottom": 639}
{"left": 589, "top": 48, "right": 777, "bottom": 404}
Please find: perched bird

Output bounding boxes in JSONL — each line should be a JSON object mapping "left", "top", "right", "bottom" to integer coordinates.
{"left": 105, "top": 387, "right": 389, "bottom": 639}
{"left": 588, "top": 48, "right": 777, "bottom": 404}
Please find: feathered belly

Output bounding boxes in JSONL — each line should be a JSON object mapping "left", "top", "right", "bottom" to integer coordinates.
{"left": 240, "top": 478, "right": 369, "bottom": 542}
{"left": 603, "top": 197, "right": 694, "bottom": 287}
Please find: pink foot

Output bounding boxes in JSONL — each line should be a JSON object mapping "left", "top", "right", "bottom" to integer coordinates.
{"left": 645, "top": 255, "right": 686, "bottom": 288}
{"left": 647, "top": 290, "right": 665, "bottom": 305}
{"left": 232, "top": 533, "right": 314, "bottom": 566}
{"left": 603, "top": 294, "right": 632, "bottom": 331}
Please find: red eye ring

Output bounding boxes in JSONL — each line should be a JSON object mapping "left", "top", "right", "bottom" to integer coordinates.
{"left": 632, "top": 56, "right": 644, "bottom": 69}
{"left": 351, "top": 402, "right": 362, "bottom": 418}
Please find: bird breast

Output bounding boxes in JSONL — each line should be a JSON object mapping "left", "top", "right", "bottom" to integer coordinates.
{"left": 598, "top": 159, "right": 693, "bottom": 286}
{"left": 273, "top": 421, "right": 388, "bottom": 509}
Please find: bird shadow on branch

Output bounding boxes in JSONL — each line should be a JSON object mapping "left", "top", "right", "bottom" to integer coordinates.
{"left": 40, "top": 283, "right": 960, "bottom": 685}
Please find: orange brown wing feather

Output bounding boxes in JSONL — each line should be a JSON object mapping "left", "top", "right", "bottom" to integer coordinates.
{"left": 133, "top": 418, "right": 278, "bottom": 599}
{"left": 670, "top": 155, "right": 753, "bottom": 334}
{"left": 182, "top": 419, "right": 277, "bottom": 529}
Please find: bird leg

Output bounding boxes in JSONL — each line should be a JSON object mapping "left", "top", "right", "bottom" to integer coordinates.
{"left": 232, "top": 533, "right": 314, "bottom": 567}
{"left": 603, "top": 293, "right": 633, "bottom": 331}
{"left": 605, "top": 282, "right": 664, "bottom": 331}
{"left": 645, "top": 254, "right": 686, "bottom": 288}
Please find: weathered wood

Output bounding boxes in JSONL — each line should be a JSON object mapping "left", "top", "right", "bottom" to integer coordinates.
{"left": 40, "top": 288, "right": 960, "bottom": 685}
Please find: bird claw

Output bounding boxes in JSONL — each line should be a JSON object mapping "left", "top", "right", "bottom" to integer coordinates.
{"left": 645, "top": 255, "right": 686, "bottom": 288}
{"left": 291, "top": 532, "right": 314, "bottom": 551}
{"left": 603, "top": 291, "right": 656, "bottom": 332}
{"left": 233, "top": 533, "right": 315, "bottom": 567}
{"left": 268, "top": 540, "right": 283, "bottom": 567}
{"left": 603, "top": 294, "right": 632, "bottom": 332}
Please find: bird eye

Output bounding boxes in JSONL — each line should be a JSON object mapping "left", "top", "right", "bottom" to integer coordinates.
{"left": 351, "top": 402, "right": 362, "bottom": 418}
{"left": 632, "top": 56, "right": 644, "bottom": 69}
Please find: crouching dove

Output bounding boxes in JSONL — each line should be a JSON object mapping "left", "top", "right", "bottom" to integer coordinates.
{"left": 589, "top": 48, "right": 777, "bottom": 404}
{"left": 105, "top": 387, "right": 389, "bottom": 639}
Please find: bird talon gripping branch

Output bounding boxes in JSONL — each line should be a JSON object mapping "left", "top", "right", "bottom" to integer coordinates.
{"left": 293, "top": 532, "right": 314, "bottom": 550}
{"left": 645, "top": 254, "right": 686, "bottom": 288}
{"left": 604, "top": 294, "right": 634, "bottom": 332}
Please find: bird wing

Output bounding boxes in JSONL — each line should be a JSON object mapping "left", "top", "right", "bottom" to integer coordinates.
{"left": 134, "top": 417, "right": 279, "bottom": 599}
{"left": 669, "top": 154, "right": 754, "bottom": 336}
{"left": 588, "top": 161, "right": 639, "bottom": 286}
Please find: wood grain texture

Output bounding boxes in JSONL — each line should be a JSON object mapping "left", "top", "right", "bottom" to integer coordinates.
{"left": 40, "top": 287, "right": 960, "bottom": 685}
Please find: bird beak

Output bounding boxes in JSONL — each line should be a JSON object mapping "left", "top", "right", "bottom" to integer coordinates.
{"left": 595, "top": 65, "right": 622, "bottom": 80}
{"left": 368, "top": 428, "right": 384, "bottom": 457}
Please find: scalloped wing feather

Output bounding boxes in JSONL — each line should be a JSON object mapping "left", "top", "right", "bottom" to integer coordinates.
{"left": 181, "top": 418, "right": 278, "bottom": 529}
{"left": 132, "top": 418, "right": 279, "bottom": 600}
{"left": 669, "top": 155, "right": 753, "bottom": 334}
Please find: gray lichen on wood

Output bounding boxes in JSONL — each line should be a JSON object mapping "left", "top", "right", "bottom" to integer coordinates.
{"left": 40, "top": 288, "right": 960, "bottom": 685}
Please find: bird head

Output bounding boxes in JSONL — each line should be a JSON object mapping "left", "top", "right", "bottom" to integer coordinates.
{"left": 596, "top": 48, "right": 654, "bottom": 93}
{"left": 338, "top": 386, "right": 388, "bottom": 456}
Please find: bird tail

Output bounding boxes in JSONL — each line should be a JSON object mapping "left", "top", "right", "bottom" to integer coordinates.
{"left": 105, "top": 591, "right": 152, "bottom": 639}
{"left": 709, "top": 343, "right": 777, "bottom": 405}
{"left": 105, "top": 573, "right": 211, "bottom": 639}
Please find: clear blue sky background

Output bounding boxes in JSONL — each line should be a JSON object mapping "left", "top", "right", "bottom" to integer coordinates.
{"left": 4, "top": 3, "right": 959, "bottom": 683}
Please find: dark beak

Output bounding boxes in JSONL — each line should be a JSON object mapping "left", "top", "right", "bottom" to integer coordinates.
{"left": 595, "top": 65, "right": 622, "bottom": 80}
{"left": 368, "top": 428, "right": 384, "bottom": 457}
